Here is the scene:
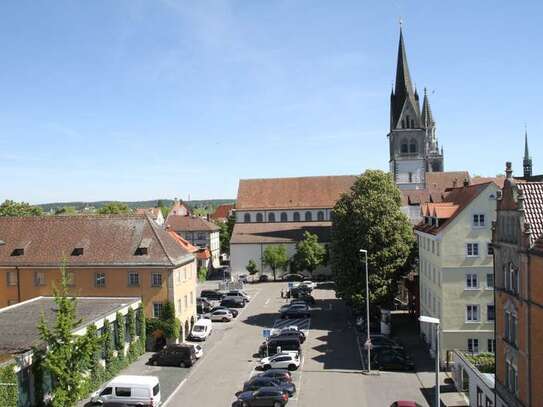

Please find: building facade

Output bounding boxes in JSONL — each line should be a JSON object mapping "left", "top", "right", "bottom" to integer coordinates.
{"left": 415, "top": 182, "right": 499, "bottom": 362}
{"left": 165, "top": 215, "right": 220, "bottom": 267}
{"left": 493, "top": 163, "right": 543, "bottom": 407}
{"left": 388, "top": 28, "right": 443, "bottom": 191}
{"left": 0, "top": 215, "right": 197, "bottom": 339}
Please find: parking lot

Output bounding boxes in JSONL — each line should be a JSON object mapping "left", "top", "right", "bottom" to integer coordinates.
{"left": 88, "top": 281, "right": 434, "bottom": 406}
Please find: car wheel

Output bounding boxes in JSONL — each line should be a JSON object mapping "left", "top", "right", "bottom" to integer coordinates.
{"left": 222, "top": 317, "right": 229, "bottom": 322}
{"left": 263, "top": 364, "right": 271, "bottom": 370}
{"left": 242, "top": 402, "right": 249, "bottom": 407}
{"left": 288, "top": 364, "right": 297, "bottom": 371}
{"left": 152, "top": 360, "right": 158, "bottom": 366}
{"left": 273, "top": 402, "right": 282, "bottom": 407}
{"left": 180, "top": 361, "right": 186, "bottom": 368}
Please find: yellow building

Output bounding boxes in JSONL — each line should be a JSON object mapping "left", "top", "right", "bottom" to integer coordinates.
{"left": 0, "top": 214, "right": 197, "bottom": 341}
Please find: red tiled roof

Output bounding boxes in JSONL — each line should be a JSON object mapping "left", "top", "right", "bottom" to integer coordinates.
{"left": 196, "top": 248, "right": 211, "bottom": 260}
{"left": 401, "top": 171, "right": 470, "bottom": 205}
{"left": 0, "top": 215, "right": 194, "bottom": 267}
{"left": 165, "top": 215, "right": 220, "bottom": 232}
{"left": 212, "top": 204, "right": 234, "bottom": 220}
{"left": 135, "top": 207, "right": 162, "bottom": 219}
{"left": 472, "top": 176, "right": 506, "bottom": 188}
{"left": 230, "top": 221, "right": 332, "bottom": 244}
{"left": 517, "top": 183, "right": 543, "bottom": 246}
{"left": 167, "top": 230, "right": 198, "bottom": 253}
{"left": 415, "top": 182, "right": 494, "bottom": 235}
{"left": 236, "top": 175, "right": 357, "bottom": 210}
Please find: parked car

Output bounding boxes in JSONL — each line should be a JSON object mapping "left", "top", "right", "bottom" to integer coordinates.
{"left": 209, "top": 305, "right": 239, "bottom": 318}
{"left": 280, "top": 304, "right": 310, "bottom": 319}
{"left": 225, "top": 290, "right": 250, "bottom": 302}
{"left": 148, "top": 344, "right": 197, "bottom": 368}
{"left": 270, "top": 329, "right": 306, "bottom": 344}
{"left": 91, "top": 375, "right": 161, "bottom": 407}
{"left": 287, "top": 285, "right": 312, "bottom": 299}
{"left": 190, "top": 343, "right": 203, "bottom": 359}
{"left": 206, "top": 309, "right": 234, "bottom": 322}
{"left": 259, "top": 351, "right": 301, "bottom": 371}
{"left": 373, "top": 352, "right": 414, "bottom": 371}
{"left": 238, "top": 274, "right": 249, "bottom": 283}
{"left": 301, "top": 280, "right": 316, "bottom": 289}
{"left": 254, "top": 369, "right": 293, "bottom": 383}
{"left": 281, "top": 273, "right": 305, "bottom": 282}
{"left": 221, "top": 297, "right": 246, "bottom": 308}
{"left": 196, "top": 297, "right": 213, "bottom": 313}
{"left": 390, "top": 402, "right": 423, "bottom": 407}
{"left": 200, "top": 289, "right": 226, "bottom": 301}
{"left": 189, "top": 319, "right": 213, "bottom": 341}
{"left": 259, "top": 336, "right": 302, "bottom": 357}
{"left": 242, "top": 376, "right": 296, "bottom": 397}
{"left": 366, "top": 335, "right": 404, "bottom": 350}
{"left": 290, "top": 296, "right": 315, "bottom": 306}
{"left": 259, "top": 274, "right": 269, "bottom": 282}
{"left": 233, "top": 387, "right": 289, "bottom": 407}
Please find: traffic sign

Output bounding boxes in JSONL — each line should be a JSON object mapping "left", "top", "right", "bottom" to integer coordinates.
{"left": 262, "top": 329, "right": 271, "bottom": 338}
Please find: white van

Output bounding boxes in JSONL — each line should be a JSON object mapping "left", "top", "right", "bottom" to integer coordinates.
{"left": 189, "top": 318, "right": 212, "bottom": 341}
{"left": 91, "top": 375, "right": 160, "bottom": 406}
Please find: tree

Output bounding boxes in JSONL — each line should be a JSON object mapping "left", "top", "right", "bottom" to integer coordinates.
{"left": 215, "top": 215, "right": 235, "bottom": 255}
{"left": 97, "top": 202, "right": 130, "bottom": 215}
{"left": 246, "top": 259, "right": 259, "bottom": 282}
{"left": 291, "top": 231, "right": 326, "bottom": 275}
{"left": 157, "top": 200, "right": 171, "bottom": 218}
{"left": 37, "top": 264, "right": 101, "bottom": 407}
{"left": 330, "top": 170, "right": 414, "bottom": 309}
{"left": 0, "top": 200, "right": 43, "bottom": 217}
{"left": 197, "top": 267, "right": 208, "bottom": 282}
{"left": 55, "top": 206, "right": 77, "bottom": 215}
{"left": 262, "top": 245, "right": 289, "bottom": 281}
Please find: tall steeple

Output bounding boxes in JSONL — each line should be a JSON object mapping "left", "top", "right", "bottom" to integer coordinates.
{"left": 523, "top": 127, "right": 532, "bottom": 179}
{"left": 390, "top": 27, "right": 421, "bottom": 130}
{"left": 421, "top": 88, "right": 434, "bottom": 128}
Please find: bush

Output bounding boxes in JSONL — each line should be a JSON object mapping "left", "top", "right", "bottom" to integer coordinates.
{"left": 198, "top": 267, "right": 208, "bottom": 282}
{"left": 465, "top": 352, "right": 495, "bottom": 374}
{"left": 0, "top": 363, "right": 18, "bottom": 407}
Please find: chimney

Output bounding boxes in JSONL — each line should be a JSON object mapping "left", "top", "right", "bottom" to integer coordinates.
{"left": 505, "top": 162, "right": 513, "bottom": 179}
{"left": 463, "top": 178, "right": 469, "bottom": 188}
{"left": 452, "top": 178, "right": 458, "bottom": 188}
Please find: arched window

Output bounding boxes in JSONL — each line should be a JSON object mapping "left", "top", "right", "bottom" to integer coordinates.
{"left": 406, "top": 115, "right": 410, "bottom": 128}
{"left": 401, "top": 139, "right": 408, "bottom": 153}
{"left": 280, "top": 212, "right": 288, "bottom": 222}
{"left": 317, "top": 211, "right": 324, "bottom": 221}
{"left": 243, "top": 213, "right": 251, "bottom": 223}
{"left": 256, "top": 213, "right": 263, "bottom": 223}
{"left": 305, "top": 211, "right": 312, "bottom": 221}
{"left": 409, "top": 139, "right": 417, "bottom": 153}
{"left": 268, "top": 213, "right": 276, "bottom": 223}
{"left": 293, "top": 212, "right": 300, "bottom": 222}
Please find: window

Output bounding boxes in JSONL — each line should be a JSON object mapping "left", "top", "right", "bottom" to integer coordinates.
{"left": 184, "top": 295, "right": 188, "bottom": 308}
{"left": 268, "top": 213, "right": 276, "bottom": 222}
{"left": 487, "top": 304, "right": 495, "bottom": 321}
{"left": 504, "top": 311, "right": 510, "bottom": 340}
{"left": 244, "top": 213, "right": 251, "bottom": 223}
{"left": 34, "top": 271, "right": 45, "bottom": 287}
{"left": 401, "top": 143, "right": 408, "bottom": 153}
{"left": 190, "top": 291, "right": 194, "bottom": 305}
{"left": 431, "top": 240, "right": 435, "bottom": 254}
{"left": 151, "top": 273, "right": 162, "bottom": 287}
{"left": 197, "top": 232, "right": 205, "bottom": 240}
{"left": 467, "top": 338, "right": 479, "bottom": 353}
{"left": 293, "top": 212, "right": 300, "bottom": 221}
{"left": 487, "top": 243, "right": 494, "bottom": 256}
{"left": 488, "top": 339, "right": 496, "bottom": 353}
{"left": 6, "top": 271, "right": 17, "bottom": 287}
{"left": 100, "top": 387, "right": 112, "bottom": 396}
{"left": 177, "top": 299, "right": 182, "bottom": 313}
{"left": 128, "top": 272, "right": 140, "bottom": 287}
{"left": 95, "top": 273, "right": 106, "bottom": 288}
{"left": 467, "top": 243, "right": 479, "bottom": 257}
{"left": 11, "top": 248, "right": 24, "bottom": 256}
{"left": 504, "top": 311, "right": 518, "bottom": 346}
{"left": 408, "top": 172, "right": 413, "bottom": 183}
{"left": 437, "top": 242, "right": 440, "bottom": 256}
{"left": 473, "top": 214, "right": 486, "bottom": 227}
{"left": 135, "top": 247, "right": 148, "bottom": 255}
{"left": 115, "top": 387, "right": 131, "bottom": 397}
{"left": 280, "top": 212, "right": 288, "bottom": 222}
{"left": 409, "top": 140, "right": 417, "bottom": 153}
{"left": 485, "top": 396, "right": 493, "bottom": 407}
{"left": 466, "top": 305, "right": 480, "bottom": 321}
{"left": 317, "top": 211, "right": 324, "bottom": 221}
{"left": 305, "top": 211, "right": 312, "bottom": 221}
{"left": 256, "top": 213, "right": 263, "bottom": 223}
{"left": 506, "top": 360, "right": 518, "bottom": 395}
{"left": 153, "top": 303, "right": 163, "bottom": 318}
{"left": 486, "top": 273, "right": 494, "bottom": 289}
{"left": 71, "top": 247, "right": 84, "bottom": 256}
{"left": 477, "top": 387, "right": 483, "bottom": 407}
{"left": 466, "top": 273, "right": 479, "bottom": 289}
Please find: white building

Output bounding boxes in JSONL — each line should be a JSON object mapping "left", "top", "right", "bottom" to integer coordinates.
{"left": 230, "top": 175, "right": 356, "bottom": 278}
{"left": 415, "top": 181, "right": 500, "bottom": 362}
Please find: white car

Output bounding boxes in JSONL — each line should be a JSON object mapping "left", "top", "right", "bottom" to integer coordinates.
{"left": 190, "top": 344, "right": 203, "bottom": 359}
{"left": 207, "top": 309, "right": 233, "bottom": 322}
{"left": 301, "top": 280, "right": 316, "bottom": 289}
{"left": 259, "top": 351, "right": 301, "bottom": 371}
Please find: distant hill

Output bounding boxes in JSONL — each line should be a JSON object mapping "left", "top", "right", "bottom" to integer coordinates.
{"left": 38, "top": 199, "right": 235, "bottom": 214}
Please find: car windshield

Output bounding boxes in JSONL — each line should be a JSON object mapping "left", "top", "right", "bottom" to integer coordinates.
{"left": 193, "top": 326, "right": 205, "bottom": 332}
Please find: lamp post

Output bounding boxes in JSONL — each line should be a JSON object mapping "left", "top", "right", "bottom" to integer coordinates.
{"left": 419, "top": 315, "right": 440, "bottom": 407}
{"left": 360, "top": 249, "right": 371, "bottom": 373}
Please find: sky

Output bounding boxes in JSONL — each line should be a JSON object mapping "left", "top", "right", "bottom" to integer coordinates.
{"left": 1, "top": 1, "right": 542, "bottom": 204}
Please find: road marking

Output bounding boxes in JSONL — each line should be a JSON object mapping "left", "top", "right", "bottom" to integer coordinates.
{"left": 162, "top": 378, "right": 187, "bottom": 407}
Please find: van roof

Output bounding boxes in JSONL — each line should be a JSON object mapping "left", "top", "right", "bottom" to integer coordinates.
{"left": 108, "top": 375, "right": 159, "bottom": 386}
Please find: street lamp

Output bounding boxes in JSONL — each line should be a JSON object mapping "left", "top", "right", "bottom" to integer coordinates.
{"left": 419, "top": 315, "right": 440, "bottom": 407}
{"left": 360, "top": 249, "right": 371, "bottom": 373}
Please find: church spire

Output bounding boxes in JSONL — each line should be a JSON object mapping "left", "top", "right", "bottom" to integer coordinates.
{"left": 421, "top": 88, "right": 434, "bottom": 128}
{"left": 395, "top": 27, "right": 415, "bottom": 98}
{"left": 523, "top": 126, "right": 533, "bottom": 179}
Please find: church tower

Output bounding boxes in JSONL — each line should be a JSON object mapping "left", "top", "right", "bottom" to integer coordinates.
{"left": 523, "top": 128, "right": 532, "bottom": 179}
{"left": 388, "top": 27, "right": 444, "bottom": 190}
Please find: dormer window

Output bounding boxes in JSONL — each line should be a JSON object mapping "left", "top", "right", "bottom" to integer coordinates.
{"left": 135, "top": 238, "right": 151, "bottom": 256}
{"left": 11, "top": 248, "right": 24, "bottom": 256}
{"left": 71, "top": 247, "right": 84, "bottom": 256}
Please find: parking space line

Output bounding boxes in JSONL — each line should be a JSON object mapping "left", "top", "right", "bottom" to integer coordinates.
{"left": 162, "top": 378, "right": 186, "bottom": 407}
